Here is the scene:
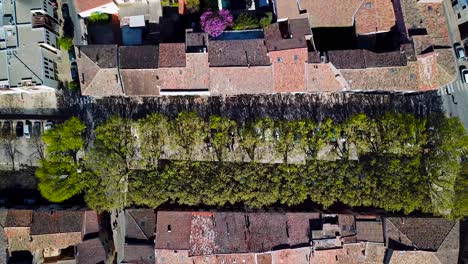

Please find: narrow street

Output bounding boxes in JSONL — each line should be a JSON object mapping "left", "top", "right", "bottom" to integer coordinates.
{"left": 439, "top": 0, "right": 468, "bottom": 129}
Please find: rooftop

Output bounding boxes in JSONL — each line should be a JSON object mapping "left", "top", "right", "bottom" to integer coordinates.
{"left": 4, "top": 210, "right": 32, "bottom": 228}
{"left": 123, "top": 244, "right": 155, "bottom": 264}
{"left": 30, "top": 210, "right": 84, "bottom": 235}
{"left": 155, "top": 211, "right": 192, "bottom": 250}
{"left": 74, "top": 0, "right": 115, "bottom": 14}
{"left": 328, "top": 49, "right": 407, "bottom": 69}
{"left": 75, "top": 45, "right": 124, "bottom": 97}
{"left": 76, "top": 238, "right": 107, "bottom": 264}
{"left": 159, "top": 43, "right": 187, "bottom": 67}
{"left": 264, "top": 18, "right": 311, "bottom": 51}
{"left": 386, "top": 217, "right": 456, "bottom": 251}
{"left": 355, "top": 219, "right": 384, "bottom": 243}
{"left": 125, "top": 209, "right": 156, "bottom": 241}
{"left": 208, "top": 39, "right": 270, "bottom": 67}
{"left": 119, "top": 46, "right": 159, "bottom": 69}
{"left": 354, "top": 0, "right": 396, "bottom": 35}
{"left": 301, "top": 0, "right": 362, "bottom": 27}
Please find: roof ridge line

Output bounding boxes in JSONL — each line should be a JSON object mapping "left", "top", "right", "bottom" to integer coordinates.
{"left": 126, "top": 211, "right": 149, "bottom": 240}
{"left": 386, "top": 219, "right": 417, "bottom": 249}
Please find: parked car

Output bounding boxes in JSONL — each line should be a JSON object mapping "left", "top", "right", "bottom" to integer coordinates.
{"left": 24, "top": 121, "right": 31, "bottom": 139}
{"left": 44, "top": 121, "right": 54, "bottom": 131}
{"left": 62, "top": 3, "right": 70, "bottom": 19}
{"left": 33, "top": 121, "right": 41, "bottom": 137}
{"left": 16, "top": 121, "right": 23, "bottom": 137}
{"left": 71, "top": 62, "right": 78, "bottom": 81}
{"left": 454, "top": 43, "right": 466, "bottom": 60}
{"left": 461, "top": 67, "right": 468, "bottom": 83}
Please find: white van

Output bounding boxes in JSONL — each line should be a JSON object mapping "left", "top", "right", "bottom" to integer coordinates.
{"left": 23, "top": 122, "right": 30, "bottom": 139}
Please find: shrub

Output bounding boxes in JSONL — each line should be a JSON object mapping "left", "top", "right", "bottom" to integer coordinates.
{"left": 161, "top": 0, "right": 179, "bottom": 6}
{"left": 200, "top": 9, "right": 233, "bottom": 37}
{"left": 259, "top": 12, "right": 272, "bottom": 28}
{"left": 89, "top": 12, "right": 109, "bottom": 23}
{"left": 68, "top": 81, "right": 78, "bottom": 91}
{"left": 58, "top": 36, "right": 73, "bottom": 50}
{"left": 186, "top": 0, "right": 200, "bottom": 13}
{"left": 233, "top": 13, "right": 259, "bottom": 30}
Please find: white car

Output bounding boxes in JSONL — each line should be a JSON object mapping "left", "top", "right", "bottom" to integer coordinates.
{"left": 461, "top": 68, "right": 468, "bottom": 84}
{"left": 23, "top": 122, "right": 31, "bottom": 139}
{"left": 455, "top": 43, "right": 466, "bottom": 60}
{"left": 44, "top": 121, "right": 54, "bottom": 131}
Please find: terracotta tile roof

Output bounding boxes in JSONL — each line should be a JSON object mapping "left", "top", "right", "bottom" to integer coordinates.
{"left": 209, "top": 66, "right": 274, "bottom": 96}
{"left": 434, "top": 222, "right": 460, "bottom": 264}
{"left": 308, "top": 51, "right": 321, "bottom": 63}
{"left": 247, "top": 213, "right": 289, "bottom": 252}
{"left": 186, "top": 31, "right": 208, "bottom": 52}
{"left": 212, "top": 212, "right": 249, "bottom": 254}
{"left": 275, "top": 0, "right": 303, "bottom": 19}
{"left": 74, "top": 0, "right": 114, "bottom": 14}
{"left": 355, "top": 0, "right": 396, "bottom": 34}
{"left": 156, "top": 53, "right": 209, "bottom": 90}
{"left": 122, "top": 53, "right": 209, "bottom": 94}
{"left": 339, "top": 63, "right": 420, "bottom": 91}
{"left": 158, "top": 43, "right": 187, "bottom": 68}
{"left": 300, "top": 0, "right": 363, "bottom": 27}
{"left": 30, "top": 210, "right": 84, "bottom": 235}
{"left": 76, "top": 238, "right": 107, "bottom": 264}
{"left": 306, "top": 63, "right": 346, "bottom": 92}
{"left": 328, "top": 49, "right": 407, "bottom": 69}
{"left": 338, "top": 214, "right": 356, "bottom": 237}
{"left": 400, "top": 1, "right": 450, "bottom": 46}
{"left": 208, "top": 40, "right": 270, "bottom": 67}
{"left": 271, "top": 48, "right": 308, "bottom": 92}
{"left": 119, "top": 46, "right": 159, "bottom": 69}
{"left": 84, "top": 210, "right": 100, "bottom": 236}
{"left": 386, "top": 217, "right": 456, "bottom": 251}
{"left": 388, "top": 250, "right": 440, "bottom": 264}
{"left": 156, "top": 211, "right": 192, "bottom": 250}
{"left": 286, "top": 213, "right": 320, "bottom": 246}
{"left": 329, "top": 50, "right": 367, "bottom": 69}
{"left": 264, "top": 19, "right": 311, "bottom": 51}
{"left": 4, "top": 210, "right": 32, "bottom": 228}
{"left": 30, "top": 232, "right": 83, "bottom": 251}
{"left": 77, "top": 45, "right": 118, "bottom": 68}
{"left": 355, "top": 219, "right": 383, "bottom": 243}
{"left": 121, "top": 69, "right": 160, "bottom": 96}
{"left": 189, "top": 212, "right": 216, "bottom": 256}
{"left": 75, "top": 45, "right": 124, "bottom": 97}
{"left": 123, "top": 244, "right": 155, "bottom": 264}
{"left": 125, "top": 209, "right": 156, "bottom": 241}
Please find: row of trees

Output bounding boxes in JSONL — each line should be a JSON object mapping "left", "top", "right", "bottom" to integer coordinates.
{"left": 35, "top": 112, "right": 468, "bottom": 218}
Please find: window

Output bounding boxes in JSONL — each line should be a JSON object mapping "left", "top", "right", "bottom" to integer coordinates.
{"left": 463, "top": 5, "right": 466, "bottom": 9}
{"left": 277, "top": 57, "right": 282, "bottom": 62}
{"left": 458, "top": 13, "right": 462, "bottom": 19}
{"left": 365, "top": 2, "right": 372, "bottom": 8}
{"left": 294, "top": 55, "right": 299, "bottom": 61}
{"left": 410, "top": 73, "right": 415, "bottom": 80}
{"left": 427, "top": 5, "right": 432, "bottom": 11}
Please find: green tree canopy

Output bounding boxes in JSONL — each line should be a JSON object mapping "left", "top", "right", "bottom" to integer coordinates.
{"left": 36, "top": 117, "right": 86, "bottom": 202}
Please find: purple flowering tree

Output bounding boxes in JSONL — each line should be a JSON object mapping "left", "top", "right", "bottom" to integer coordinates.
{"left": 200, "top": 9, "right": 233, "bottom": 37}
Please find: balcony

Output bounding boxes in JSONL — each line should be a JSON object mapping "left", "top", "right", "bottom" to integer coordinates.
{"left": 31, "top": 13, "right": 59, "bottom": 34}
